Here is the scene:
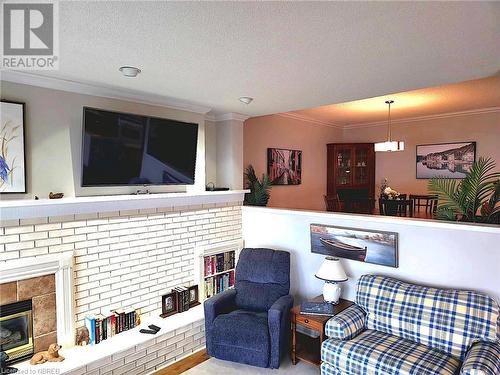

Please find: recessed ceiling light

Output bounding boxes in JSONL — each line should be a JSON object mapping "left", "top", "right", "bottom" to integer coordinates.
{"left": 239, "top": 96, "right": 253, "bottom": 104}
{"left": 119, "top": 66, "right": 141, "bottom": 77}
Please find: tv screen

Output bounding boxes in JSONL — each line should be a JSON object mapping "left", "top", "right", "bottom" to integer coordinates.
{"left": 82, "top": 107, "right": 198, "bottom": 186}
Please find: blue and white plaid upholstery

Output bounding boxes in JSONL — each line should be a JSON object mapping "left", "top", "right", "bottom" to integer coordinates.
{"left": 356, "top": 275, "right": 499, "bottom": 360}
{"left": 460, "top": 341, "right": 500, "bottom": 375}
{"left": 321, "top": 362, "right": 342, "bottom": 375}
{"left": 322, "top": 329, "right": 462, "bottom": 375}
{"left": 325, "top": 304, "right": 366, "bottom": 340}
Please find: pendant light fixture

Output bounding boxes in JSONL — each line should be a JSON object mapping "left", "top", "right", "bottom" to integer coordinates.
{"left": 374, "top": 100, "right": 404, "bottom": 152}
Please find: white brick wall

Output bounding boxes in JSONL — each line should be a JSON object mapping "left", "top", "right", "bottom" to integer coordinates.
{"left": 0, "top": 202, "right": 242, "bottom": 329}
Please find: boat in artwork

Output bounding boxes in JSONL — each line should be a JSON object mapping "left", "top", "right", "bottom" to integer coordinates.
{"left": 319, "top": 238, "right": 367, "bottom": 261}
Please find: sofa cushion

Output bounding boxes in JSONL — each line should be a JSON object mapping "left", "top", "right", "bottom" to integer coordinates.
{"left": 322, "top": 329, "right": 462, "bottom": 375}
{"left": 356, "top": 275, "right": 499, "bottom": 360}
{"left": 209, "top": 309, "right": 270, "bottom": 367}
{"left": 235, "top": 248, "right": 290, "bottom": 312}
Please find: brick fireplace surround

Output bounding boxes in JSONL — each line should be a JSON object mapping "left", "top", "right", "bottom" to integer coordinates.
{"left": 0, "top": 191, "right": 245, "bottom": 374}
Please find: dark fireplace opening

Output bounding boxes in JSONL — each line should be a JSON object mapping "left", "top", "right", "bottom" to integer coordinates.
{"left": 0, "top": 299, "right": 34, "bottom": 365}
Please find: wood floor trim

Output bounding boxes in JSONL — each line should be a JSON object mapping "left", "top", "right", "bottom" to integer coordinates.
{"left": 154, "top": 349, "right": 209, "bottom": 375}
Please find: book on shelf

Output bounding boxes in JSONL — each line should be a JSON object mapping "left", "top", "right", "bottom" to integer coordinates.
{"left": 204, "top": 250, "right": 236, "bottom": 277}
{"left": 84, "top": 307, "right": 140, "bottom": 345}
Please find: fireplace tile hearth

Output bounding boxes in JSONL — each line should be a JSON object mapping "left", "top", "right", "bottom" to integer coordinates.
{"left": 33, "top": 293, "right": 57, "bottom": 336}
{"left": 0, "top": 274, "right": 57, "bottom": 364}
{"left": 0, "top": 282, "right": 17, "bottom": 305}
{"left": 18, "top": 274, "right": 56, "bottom": 300}
{"left": 34, "top": 331, "right": 58, "bottom": 353}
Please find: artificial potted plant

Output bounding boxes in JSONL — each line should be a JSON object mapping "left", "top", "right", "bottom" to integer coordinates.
{"left": 244, "top": 165, "right": 272, "bottom": 206}
{"left": 428, "top": 157, "right": 500, "bottom": 224}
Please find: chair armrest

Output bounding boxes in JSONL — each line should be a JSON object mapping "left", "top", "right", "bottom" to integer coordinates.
{"left": 203, "top": 289, "right": 237, "bottom": 328}
{"left": 325, "top": 304, "right": 366, "bottom": 340}
{"left": 268, "top": 295, "right": 294, "bottom": 369}
{"left": 460, "top": 341, "right": 500, "bottom": 375}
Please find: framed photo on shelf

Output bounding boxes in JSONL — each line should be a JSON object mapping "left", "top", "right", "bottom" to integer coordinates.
{"left": 160, "top": 292, "right": 178, "bottom": 318}
{"left": 188, "top": 285, "right": 200, "bottom": 307}
{"left": 0, "top": 100, "right": 26, "bottom": 193}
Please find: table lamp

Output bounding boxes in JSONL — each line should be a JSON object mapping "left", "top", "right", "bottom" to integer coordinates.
{"left": 315, "top": 257, "right": 347, "bottom": 304}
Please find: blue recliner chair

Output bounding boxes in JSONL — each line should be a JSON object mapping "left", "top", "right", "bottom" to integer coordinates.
{"left": 204, "top": 248, "right": 293, "bottom": 368}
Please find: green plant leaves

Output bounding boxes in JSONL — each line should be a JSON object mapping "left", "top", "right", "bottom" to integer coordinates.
{"left": 244, "top": 165, "right": 272, "bottom": 206}
{"left": 428, "top": 157, "right": 500, "bottom": 224}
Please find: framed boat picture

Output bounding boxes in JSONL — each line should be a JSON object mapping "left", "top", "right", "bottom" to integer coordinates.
{"left": 0, "top": 101, "right": 26, "bottom": 193}
{"left": 310, "top": 224, "right": 398, "bottom": 268}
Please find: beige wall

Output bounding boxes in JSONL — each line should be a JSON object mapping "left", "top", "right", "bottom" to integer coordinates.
{"left": 0, "top": 81, "right": 207, "bottom": 199}
{"left": 244, "top": 115, "right": 342, "bottom": 210}
{"left": 343, "top": 111, "right": 500, "bottom": 195}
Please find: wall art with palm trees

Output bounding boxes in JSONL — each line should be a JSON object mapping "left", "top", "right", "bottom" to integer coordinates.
{"left": 1, "top": 101, "right": 26, "bottom": 193}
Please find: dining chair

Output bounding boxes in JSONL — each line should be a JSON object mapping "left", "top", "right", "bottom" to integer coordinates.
{"left": 324, "top": 195, "right": 342, "bottom": 212}
{"left": 379, "top": 199, "right": 414, "bottom": 217}
{"left": 410, "top": 194, "right": 438, "bottom": 215}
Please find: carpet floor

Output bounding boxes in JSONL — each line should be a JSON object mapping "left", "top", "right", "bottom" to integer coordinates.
{"left": 183, "top": 357, "right": 319, "bottom": 374}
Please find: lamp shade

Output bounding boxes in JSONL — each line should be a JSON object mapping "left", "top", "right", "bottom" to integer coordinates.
{"left": 315, "top": 257, "right": 347, "bottom": 282}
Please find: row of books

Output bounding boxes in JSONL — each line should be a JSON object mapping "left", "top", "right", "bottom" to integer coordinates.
{"left": 84, "top": 308, "right": 140, "bottom": 345}
{"left": 172, "top": 286, "right": 190, "bottom": 313}
{"left": 204, "top": 270, "right": 234, "bottom": 298}
{"left": 204, "top": 251, "right": 235, "bottom": 276}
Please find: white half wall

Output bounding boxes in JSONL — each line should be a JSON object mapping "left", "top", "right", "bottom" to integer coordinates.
{"left": 242, "top": 206, "right": 500, "bottom": 303}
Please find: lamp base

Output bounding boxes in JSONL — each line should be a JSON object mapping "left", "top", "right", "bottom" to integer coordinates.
{"left": 323, "top": 281, "right": 341, "bottom": 304}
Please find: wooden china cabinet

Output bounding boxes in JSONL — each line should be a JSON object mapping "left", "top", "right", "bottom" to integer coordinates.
{"left": 326, "top": 143, "right": 375, "bottom": 212}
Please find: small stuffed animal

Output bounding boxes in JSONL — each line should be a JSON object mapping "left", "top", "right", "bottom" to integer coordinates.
{"left": 75, "top": 326, "right": 90, "bottom": 346}
{"left": 30, "top": 343, "right": 64, "bottom": 365}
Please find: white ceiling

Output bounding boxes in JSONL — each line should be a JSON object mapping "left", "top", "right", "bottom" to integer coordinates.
{"left": 5, "top": 1, "right": 500, "bottom": 116}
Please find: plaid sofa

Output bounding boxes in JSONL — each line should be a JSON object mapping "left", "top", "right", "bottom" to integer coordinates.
{"left": 321, "top": 275, "right": 500, "bottom": 375}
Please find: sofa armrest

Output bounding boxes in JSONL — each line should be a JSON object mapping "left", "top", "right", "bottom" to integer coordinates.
{"left": 204, "top": 288, "right": 237, "bottom": 328}
{"left": 268, "top": 295, "right": 294, "bottom": 369}
{"left": 325, "top": 304, "right": 366, "bottom": 340}
{"left": 460, "top": 341, "right": 500, "bottom": 375}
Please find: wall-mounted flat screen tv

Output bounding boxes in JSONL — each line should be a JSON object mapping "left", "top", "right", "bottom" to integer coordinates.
{"left": 82, "top": 107, "right": 198, "bottom": 186}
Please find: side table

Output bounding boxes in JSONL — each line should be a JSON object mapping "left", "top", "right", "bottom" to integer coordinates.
{"left": 291, "top": 296, "right": 353, "bottom": 368}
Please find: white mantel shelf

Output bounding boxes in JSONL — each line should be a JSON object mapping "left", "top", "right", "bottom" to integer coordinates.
{"left": 0, "top": 190, "right": 248, "bottom": 220}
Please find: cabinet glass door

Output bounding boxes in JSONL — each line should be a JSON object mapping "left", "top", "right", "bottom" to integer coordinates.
{"left": 354, "top": 148, "right": 369, "bottom": 185}
{"left": 336, "top": 148, "right": 352, "bottom": 185}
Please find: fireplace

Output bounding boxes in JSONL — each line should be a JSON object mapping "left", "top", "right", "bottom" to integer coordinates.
{"left": 0, "top": 300, "right": 34, "bottom": 364}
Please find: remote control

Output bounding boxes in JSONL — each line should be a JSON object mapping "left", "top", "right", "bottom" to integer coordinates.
{"left": 149, "top": 324, "right": 161, "bottom": 332}
{"left": 139, "top": 329, "right": 157, "bottom": 334}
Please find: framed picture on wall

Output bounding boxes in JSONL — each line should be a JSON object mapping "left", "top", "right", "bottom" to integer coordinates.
{"left": 416, "top": 141, "right": 476, "bottom": 179}
{"left": 310, "top": 224, "right": 398, "bottom": 268}
{"left": 267, "top": 148, "right": 302, "bottom": 185}
{"left": 0, "top": 100, "right": 26, "bottom": 193}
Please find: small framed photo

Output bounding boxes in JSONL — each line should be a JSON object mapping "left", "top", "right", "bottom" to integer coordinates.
{"left": 188, "top": 285, "right": 200, "bottom": 307}
{"left": 160, "top": 292, "right": 178, "bottom": 318}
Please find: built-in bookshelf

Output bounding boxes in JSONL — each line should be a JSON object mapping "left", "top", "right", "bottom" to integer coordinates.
{"left": 197, "top": 241, "right": 242, "bottom": 300}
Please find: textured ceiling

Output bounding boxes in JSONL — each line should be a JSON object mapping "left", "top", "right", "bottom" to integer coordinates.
{"left": 19, "top": 1, "right": 500, "bottom": 116}
{"left": 289, "top": 75, "right": 500, "bottom": 126}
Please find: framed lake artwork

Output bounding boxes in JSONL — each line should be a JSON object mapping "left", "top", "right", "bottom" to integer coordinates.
{"left": 267, "top": 148, "right": 302, "bottom": 185}
{"left": 0, "top": 101, "right": 26, "bottom": 193}
{"left": 416, "top": 141, "right": 476, "bottom": 179}
{"left": 310, "top": 224, "right": 398, "bottom": 268}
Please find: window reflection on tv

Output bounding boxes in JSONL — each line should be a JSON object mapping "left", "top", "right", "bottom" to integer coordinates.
{"left": 82, "top": 107, "right": 198, "bottom": 186}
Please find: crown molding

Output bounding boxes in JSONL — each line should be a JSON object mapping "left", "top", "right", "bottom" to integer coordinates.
{"left": 207, "top": 112, "right": 250, "bottom": 122}
{"left": 276, "top": 112, "right": 343, "bottom": 129}
{"left": 0, "top": 70, "right": 212, "bottom": 115}
{"left": 343, "top": 107, "right": 500, "bottom": 130}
